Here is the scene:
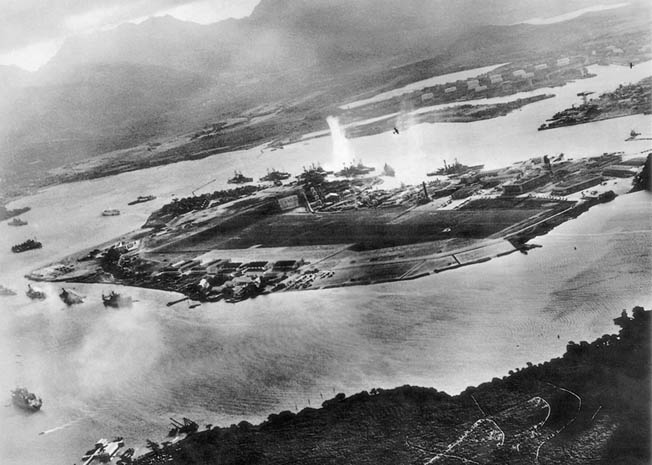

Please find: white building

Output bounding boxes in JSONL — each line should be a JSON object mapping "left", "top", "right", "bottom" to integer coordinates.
{"left": 557, "top": 57, "right": 570, "bottom": 66}
{"left": 444, "top": 86, "right": 457, "bottom": 93}
{"left": 489, "top": 74, "right": 503, "bottom": 84}
{"left": 421, "top": 92, "right": 434, "bottom": 102}
{"left": 513, "top": 69, "right": 527, "bottom": 78}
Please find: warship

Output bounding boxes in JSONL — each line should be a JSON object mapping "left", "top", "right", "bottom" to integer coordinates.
{"left": 59, "top": 288, "right": 84, "bottom": 306}
{"left": 102, "top": 291, "right": 133, "bottom": 308}
{"left": 11, "top": 387, "right": 42, "bottom": 412}
{"left": 11, "top": 238, "right": 42, "bottom": 253}
{"left": 7, "top": 217, "right": 28, "bottom": 226}
{"left": 227, "top": 171, "right": 253, "bottom": 184}
{"left": 26, "top": 284, "right": 46, "bottom": 300}
{"left": 335, "top": 160, "right": 375, "bottom": 177}
{"left": 427, "top": 159, "right": 484, "bottom": 176}
{"left": 128, "top": 195, "right": 157, "bottom": 205}
{"left": 260, "top": 169, "right": 291, "bottom": 183}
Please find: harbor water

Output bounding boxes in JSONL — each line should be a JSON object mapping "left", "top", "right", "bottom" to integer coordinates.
{"left": 0, "top": 62, "right": 651, "bottom": 464}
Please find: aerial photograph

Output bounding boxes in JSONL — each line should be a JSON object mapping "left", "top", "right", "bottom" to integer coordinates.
{"left": 0, "top": 0, "right": 650, "bottom": 464}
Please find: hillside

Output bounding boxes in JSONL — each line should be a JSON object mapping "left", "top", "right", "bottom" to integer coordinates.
{"left": 134, "top": 307, "right": 650, "bottom": 465}
{"left": 0, "top": 0, "right": 649, "bottom": 193}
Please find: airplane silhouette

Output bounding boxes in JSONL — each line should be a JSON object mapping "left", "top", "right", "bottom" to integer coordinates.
{"left": 393, "top": 127, "right": 400, "bottom": 135}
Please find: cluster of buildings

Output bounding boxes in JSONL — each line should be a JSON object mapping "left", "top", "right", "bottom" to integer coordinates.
{"left": 421, "top": 55, "right": 585, "bottom": 102}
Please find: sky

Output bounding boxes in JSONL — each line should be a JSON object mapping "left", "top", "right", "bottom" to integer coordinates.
{"left": 0, "top": 0, "right": 260, "bottom": 71}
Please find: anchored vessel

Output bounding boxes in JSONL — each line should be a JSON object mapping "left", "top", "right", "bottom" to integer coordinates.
{"left": 26, "top": 284, "right": 46, "bottom": 300}
{"left": 8, "top": 217, "right": 28, "bottom": 226}
{"left": 227, "top": 171, "right": 253, "bottom": 184}
{"left": 102, "top": 209, "right": 121, "bottom": 216}
{"left": 11, "top": 387, "right": 42, "bottom": 412}
{"left": 128, "top": 195, "right": 157, "bottom": 205}
{"left": 59, "top": 288, "right": 84, "bottom": 306}
{"left": 11, "top": 239, "right": 42, "bottom": 253}
{"left": 102, "top": 291, "right": 133, "bottom": 308}
{"left": 335, "top": 160, "right": 376, "bottom": 177}
{"left": 260, "top": 169, "right": 292, "bottom": 183}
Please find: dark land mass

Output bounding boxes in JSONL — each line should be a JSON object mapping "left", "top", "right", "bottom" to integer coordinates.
{"left": 0, "top": 205, "right": 30, "bottom": 221}
{"left": 130, "top": 307, "right": 650, "bottom": 465}
{"left": 1, "top": 1, "right": 650, "bottom": 197}
{"left": 345, "top": 95, "right": 554, "bottom": 139}
{"left": 538, "top": 77, "right": 652, "bottom": 131}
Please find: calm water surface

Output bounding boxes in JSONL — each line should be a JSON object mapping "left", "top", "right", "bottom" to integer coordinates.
{"left": 0, "top": 62, "right": 651, "bottom": 464}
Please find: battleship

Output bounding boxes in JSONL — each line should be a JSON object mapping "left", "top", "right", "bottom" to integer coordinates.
{"left": 7, "top": 217, "right": 28, "bottom": 226}
{"left": 59, "top": 288, "right": 84, "bottom": 306}
{"left": 296, "top": 164, "right": 333, "bottom": 185}
{"left": 11, "top": 238, "right": 42, "bottom": 253}
{"left": 128, "top": 195, "right": 157, "bottom": 205}
{"left": 26, "top": 284, "right": 46, "bottom": 300}
{"left": 260, "top": 168, "right": 291, "bottom": 183}
{"left": 102, "top": 209, "right": 121, "bottom": 216}
{"left": 102, "top": 291, "right": 133, "bottom": 308}
{"left": 427, "top": 159, "right": 484, "bottom": 176}
{"left": 11, "top": 387, "right": 42, "bottom": 412}
{"left": 227, "top": 171, "right": 253, "bottom": 184}
{"left": 335, "top": 160, "right": 376, "bottom": 177}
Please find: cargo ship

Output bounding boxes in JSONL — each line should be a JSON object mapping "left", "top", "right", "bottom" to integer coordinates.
{"left": 227, "top": 171, "right": 253, "bottom": 184}
{"left": 59, "top": 288, "right": 84, "bottom": 306}
{"left": 26, "top": 284, "right": 46, "bottom": 300}
{"left": 101, "top": 209, "right": 121, "bottom": 216}
{"left": 102, "top": 291, "right": 133, "bottom": 308}
{"left": 8, "top": 217, "right": 28, "bottom": 226}
{"left": 11, "top": 239, "right": 42, "bottom": 253}
{"left": 11, "top": 387, "right": 42, "bottom": 412}
{"left": 128, "top": 195, "right": 157, "bottom": 205}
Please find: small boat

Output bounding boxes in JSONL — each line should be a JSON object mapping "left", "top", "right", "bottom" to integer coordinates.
{"left": 128, "top": 195, "right": 157, "bottom": 205}
{"left": 102, "top": 209, "right": 121, "bottom": 216}
{"left": 8, "top": 217, "right": 28, "bottom": 226}
{"left": 11, "top": 387, "right": 42, "bottom": 412}
{"left": 0, "top": 284, "right": 17, "bottom": 296}
{"left": 59, "top": 288, "right": 84, "bottom": 306}
{"left": 102, "top": 291, "right": 133, "bottom": 308}
{"left": 26, "top": 284, "right": 46, "bottom": 300}
{"left": 11, "top": 239, "right": 42, "bottom": 253}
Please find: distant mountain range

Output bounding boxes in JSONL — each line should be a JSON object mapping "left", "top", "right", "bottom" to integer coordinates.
{"left": 0, "top": 0, "right": 645, "bottom": 185}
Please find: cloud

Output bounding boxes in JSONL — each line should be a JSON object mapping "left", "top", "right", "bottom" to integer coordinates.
{"left": 0, "top": 0, "right": 258, "bottom": 54}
